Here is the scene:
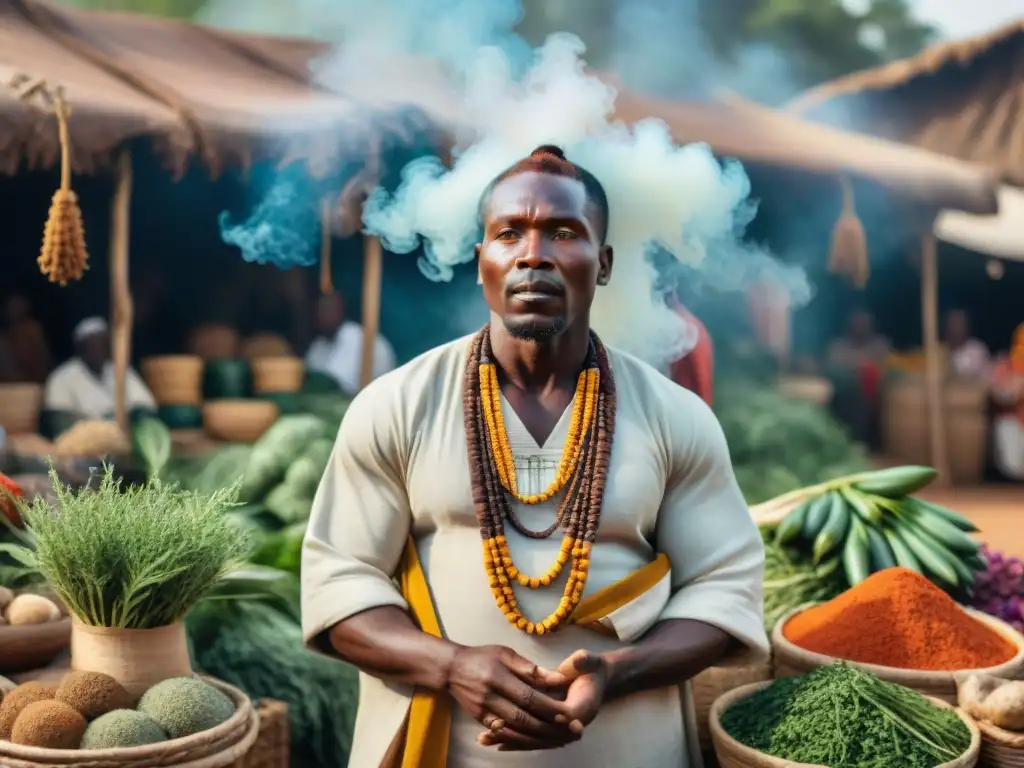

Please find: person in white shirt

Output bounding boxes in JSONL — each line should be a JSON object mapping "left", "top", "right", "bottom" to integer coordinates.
{"left": 945, "top": 309, "right": 991, "bottom": 379}
{"left": 43, "top": 317, "right": 156, "bottom": 423}
{"left": 304, "top": 293, "right": 396, "bottom": 395}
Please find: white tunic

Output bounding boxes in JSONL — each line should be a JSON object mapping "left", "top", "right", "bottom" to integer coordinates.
{"left": 301, "top": 335, "right": 768, "bottom": 767}
{"left": 305, "top": 321, "right": 397, "bottom": 395}
{"left": 43, "top": 358, "right": 156, "bottom": 420}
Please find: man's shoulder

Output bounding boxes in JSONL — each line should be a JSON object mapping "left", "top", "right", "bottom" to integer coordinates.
{"left": 350, "top": 335, "right": 471, "bottom": 404}
{"left": 46, "top": 358, "right": 79, "bottom": 382}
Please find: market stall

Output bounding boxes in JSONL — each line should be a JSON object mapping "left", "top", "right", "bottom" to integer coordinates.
{"left": 790, "top": 20, "right": 1024, "bottom": 485}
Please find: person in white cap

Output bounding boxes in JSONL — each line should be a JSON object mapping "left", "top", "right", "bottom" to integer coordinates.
{"left": 42, "top": 317, "right": 156, "bottom": 425}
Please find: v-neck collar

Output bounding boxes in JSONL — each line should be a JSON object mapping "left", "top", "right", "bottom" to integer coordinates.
{"left": 498, "top": 392, "right": 575, "bottom": 453}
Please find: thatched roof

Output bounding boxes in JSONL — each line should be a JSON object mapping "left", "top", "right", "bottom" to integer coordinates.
{"left": 789, "top": 20, "right": 1024, "bottom": 186}
{"left": 0, "top": 0, "right": 447, "bottom": 182}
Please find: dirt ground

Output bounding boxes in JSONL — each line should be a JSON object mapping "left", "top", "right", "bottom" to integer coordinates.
{"left": 919, "top": 485, "right": 1024, "bottom": 556}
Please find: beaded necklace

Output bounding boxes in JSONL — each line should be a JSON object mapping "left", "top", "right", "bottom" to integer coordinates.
{"left": 463, "top": 325, "right": 617, "bottom": 635}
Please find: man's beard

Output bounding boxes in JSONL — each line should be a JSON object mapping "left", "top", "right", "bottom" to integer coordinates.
{"left": 502, "top": 315, "right": 566, "bottom": 342}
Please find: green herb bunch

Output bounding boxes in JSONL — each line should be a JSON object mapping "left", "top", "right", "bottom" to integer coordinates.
{"left": 722, "top": 664, "right": 971, "bottom": 767}
{"left": 3, "top": 465, "right": 249, "bottom": 628}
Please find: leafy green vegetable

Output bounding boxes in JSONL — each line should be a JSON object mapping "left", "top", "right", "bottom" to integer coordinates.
{"left": 132, "top": 418, "right": 172, "bottom": 478}
{"left": 240, "top": 416, "right": 329, "bottom": 503}
{"left": 186, "top": 599, "right": 358, "bottom": 768}
{"left": 716, "top": 378, "right": 871, "bottom": 504}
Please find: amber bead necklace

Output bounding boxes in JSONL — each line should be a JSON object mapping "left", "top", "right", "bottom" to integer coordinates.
{"left": 463, "top": 325, "right": 616, "bottom": 635}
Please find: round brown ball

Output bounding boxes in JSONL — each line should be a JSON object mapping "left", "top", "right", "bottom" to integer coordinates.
{"left": 56, "top": 671, "right": 134, "bottom": 720}
{"left": 0, "top": 681, "right": 58, "bottom": 740}
{"left": 11, "top": 699, "right": 87, "bottom": 748}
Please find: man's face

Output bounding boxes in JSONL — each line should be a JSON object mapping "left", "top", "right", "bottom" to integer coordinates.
{"left": 79, "top": 331, "right": 110, "bottom": 369}
{"left": 476, "top": 171, "right": 612, "bottom": 342}
{"left": 315, "top": 295, "right": 344, "bottom": 336}
{"left": 850, "top": 312, "right": 873, "bottom": 341}
{"left": 946, "top": 311, "right": 969, "bottom": 344}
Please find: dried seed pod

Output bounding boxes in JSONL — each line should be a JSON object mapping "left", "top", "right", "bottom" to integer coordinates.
{"left": 39, "top": 188, "right": 88, "bottom": 286}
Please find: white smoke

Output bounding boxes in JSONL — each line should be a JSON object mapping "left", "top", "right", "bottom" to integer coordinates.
{"left": 200, "top": 0, "right": 810, "bottom": 368}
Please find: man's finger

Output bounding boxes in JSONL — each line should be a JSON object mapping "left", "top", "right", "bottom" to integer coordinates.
{"left": 553, "top": 649, "right": 603, "bottom": 679}
{"left": 501, "top": 649, "right": 572, "bottom": 688}
{"left": 478, "top": 727, "right": 576, "bottom": 751}
{"left": 483, "top": 691, "right": 571, "bottom": 739}
{"left": 493, "top": 673, "right": 573, "bottom": 724}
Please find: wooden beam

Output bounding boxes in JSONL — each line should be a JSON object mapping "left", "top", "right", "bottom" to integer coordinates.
{"left": 359, "top": 235, "right": 383, "bottom": 390}
{"left": 920, "top": 231, "right": 950, "bottom": 483}
{"left": 110, "top": 149, "right": 133, "bottom": 433}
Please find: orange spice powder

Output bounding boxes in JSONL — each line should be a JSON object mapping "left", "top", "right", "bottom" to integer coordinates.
{"left": 783, "top": 567, "right": 1017, "bottom": 671}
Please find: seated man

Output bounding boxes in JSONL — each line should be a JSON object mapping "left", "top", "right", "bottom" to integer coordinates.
{"left": 43, "top": 318, "right": 156, "bottom": 429}
{"left": 305, "top": 293, "right": 396, "bottom": 395}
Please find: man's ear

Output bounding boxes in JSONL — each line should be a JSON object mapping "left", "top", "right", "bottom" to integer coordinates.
{"left": 596, "top": 245, "right": 613, "bottom": 286}
{"left": 475, "top": 243, "right": 483, "bottom": 284}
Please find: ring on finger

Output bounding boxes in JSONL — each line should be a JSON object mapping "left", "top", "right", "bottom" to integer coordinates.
{"left": 483, "top": 714, "right": 505, "bottom": 732}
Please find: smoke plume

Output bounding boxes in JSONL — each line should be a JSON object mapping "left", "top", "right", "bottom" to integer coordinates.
{"left": 202, "top": 0, "right": 810, "bottom": 367}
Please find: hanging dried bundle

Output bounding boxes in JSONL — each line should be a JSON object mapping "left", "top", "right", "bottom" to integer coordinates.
{"left": 828, "top": 175, "right": 869, "bottom": 289}
{"left": 38, "top": 94, "right": 88, "bottom": 287}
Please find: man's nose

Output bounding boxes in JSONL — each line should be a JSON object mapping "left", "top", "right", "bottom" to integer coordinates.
{"left": 513, "top": 230, "right": 555, "bottom": 271}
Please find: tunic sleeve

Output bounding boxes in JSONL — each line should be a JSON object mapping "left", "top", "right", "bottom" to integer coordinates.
{"left": 300, "top": 380, "right": 411, "bottom": 649}
{"left": 654, "top": 391, "right": 768, "bottom": 656}
{"left": 43, "top": 368, "right": 76, "bottom": 412}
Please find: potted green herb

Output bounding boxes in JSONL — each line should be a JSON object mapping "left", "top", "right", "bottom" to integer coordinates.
{"left": 3, "top": 465, "right": 247, "bottom": 696}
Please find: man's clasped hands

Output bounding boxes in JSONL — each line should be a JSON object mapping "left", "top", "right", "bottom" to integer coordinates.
{"left": 447, "top": 644, "right": 610, "bottom": 752}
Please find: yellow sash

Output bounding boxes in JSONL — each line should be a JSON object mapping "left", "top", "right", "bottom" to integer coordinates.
{"left": 397, "top": 535, "right": 671, "bottom": 768}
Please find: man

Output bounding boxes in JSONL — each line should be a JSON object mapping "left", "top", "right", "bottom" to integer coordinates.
{"left": 945, "top": 309, "right": 990, "bottom": 380}
{"left": 4, "top": 295, "right": 50, "bottom": 383}
{"left": 304, "top": 292, "right": 397, "bottom": 395}
{"left": 826, "top": 308, "right": 890, "bottom": 445}
{"left": 301, "top": 145, "right": 766, "bottom": 767}
{"left": 43, "top": 318, "right": 156, "bottom": 423}
{"left": 991, "top": 322, "right": 1024, "bottom": 480}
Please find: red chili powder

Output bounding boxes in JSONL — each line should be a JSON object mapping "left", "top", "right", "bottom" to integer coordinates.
{"left": 783, "top": 567, "right": 1017, "bottom": 671}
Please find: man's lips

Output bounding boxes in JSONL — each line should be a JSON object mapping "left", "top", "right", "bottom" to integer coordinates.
{"left": 510, "top": 283, "right": 565, "bottom": 299}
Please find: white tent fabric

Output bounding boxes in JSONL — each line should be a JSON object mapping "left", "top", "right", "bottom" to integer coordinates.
{"left": 935, "top": 185, "right": 1024, "bottom": 260}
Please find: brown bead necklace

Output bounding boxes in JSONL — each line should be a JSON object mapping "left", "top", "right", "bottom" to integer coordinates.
{"left": 463, "top": 325, "right": 617, "bottom": 634}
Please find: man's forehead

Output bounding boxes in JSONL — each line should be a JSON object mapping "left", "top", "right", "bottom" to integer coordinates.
{"left": 485, "top": 172, "right": 588, "bottom": 221}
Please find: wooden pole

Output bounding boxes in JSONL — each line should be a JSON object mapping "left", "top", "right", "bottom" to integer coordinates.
{"left": 921, "top": 231, "right": 950, "bottom": 484}
{"left": 359, "top": 235, "right": 383, "bottom": 389}
{"left": 110, "top": 149, "right": 133, "bottom": 433}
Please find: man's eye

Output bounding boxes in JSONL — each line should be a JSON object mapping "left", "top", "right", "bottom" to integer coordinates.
{"left": 553, "top": 230, "right": 577, "bottom": 240}
{"left": 495, "top": 230, "right": 519, "bottom": 240}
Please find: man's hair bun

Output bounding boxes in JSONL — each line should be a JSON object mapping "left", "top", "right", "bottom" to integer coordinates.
{"left": 530, "top": 144, "right": 567, "bottom": 160}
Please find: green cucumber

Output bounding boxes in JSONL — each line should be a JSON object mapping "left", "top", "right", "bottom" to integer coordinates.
{"left": 812, "top": 493, "right": 851, "bottom": 564}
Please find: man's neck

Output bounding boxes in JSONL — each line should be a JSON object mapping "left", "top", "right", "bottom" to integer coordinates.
{"left": 80, "top": 358, "right": 105, "bottom": 378}
{"left": 488, "top": 320, "right": 591, "bottom": 393}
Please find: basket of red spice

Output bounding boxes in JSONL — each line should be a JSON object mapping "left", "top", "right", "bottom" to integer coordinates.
{"left": 772, "top": 568, "right": 1024, "bottom": 704}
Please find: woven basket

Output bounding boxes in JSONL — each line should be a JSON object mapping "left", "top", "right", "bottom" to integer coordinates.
{"left": 709, "top": 680, "right": 981, "bottom": 768}
{"left": 202, "top": 401, "right": 279, "bottom": 444}
{"left": 976, "top": 719, "right": 1024, "bottom": 768}
{"left": 772, "top": 604, "right": 1024, "bottom": 704}
{"left": 239, "top": 335, "right": 293, "bottom": 361}
{"left": 778, "top": 376, "right": 833, "bottom": 405}
{"left": 0, "top": 384, "right": 42, "bottom": 435}
{"left": 0, "top": 617, "right": 72, "bottom": 675}
{"left": 239, "top": 700, "right": 289, "bottom": 768}
{"left": 141, "top": 357, "right": 204, "bottom": 406}
{"left": 691, "top": 648, "right": 773, "bottom": 756}
{"left": 251, "top": 357, "right": 304, "bottom": 395}
{"left": 0, "top": 678, "right": 259, "bottom": 768}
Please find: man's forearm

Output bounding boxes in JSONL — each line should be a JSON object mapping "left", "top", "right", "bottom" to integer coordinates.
{"left": 325, "top": 606, "right": 462, "bottom": 692}
{"left": 601, "top": 619, "right": 737, "bottom": 701}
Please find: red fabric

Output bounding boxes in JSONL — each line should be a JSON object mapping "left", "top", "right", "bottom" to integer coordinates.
{"left": 859, "top": 362, "right": 881, "bottom": 402}
{"left": 666, "top": 298, "right": 714, "bottom": 407}
{"left": 0, "top": 472, "right": 23, "bottom": 527}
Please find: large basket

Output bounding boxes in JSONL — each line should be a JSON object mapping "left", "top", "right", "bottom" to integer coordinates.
{"left": 691, "top": 648, "right": 773, "bottom": 756}
{"left": 0, "top": 384, "right": 42, "bottom": 435}
{"left": 202, "top": 401, "right": 279, "bottom": 444}
{"left": 709, "top": 680, "right": 981, "bottom": 768}
{"left": 976, "top": 719, "right": 1024, "bottom": 768}
{"left": 239, "top": 335, "right": 293, "bottom": 361}
{"left": 188, "top": 326, "right": 240, "bottom": 361}
{"left": 0, "top": 617, "right": 71, "bottom": 676}
{"left": 772, "top": 604, "right": 1024, "bottom": 703}
{"left": 251, "top": 357, "right": 304, "bottom": 395}
{"left": 141, "top": 357, "right": 204, "bottom": 406}
{"left": 0, "top": 678, "right": 259, "bottom": 768}
{"left": 239, "top": 700, "right": 289, "bottom": 768}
